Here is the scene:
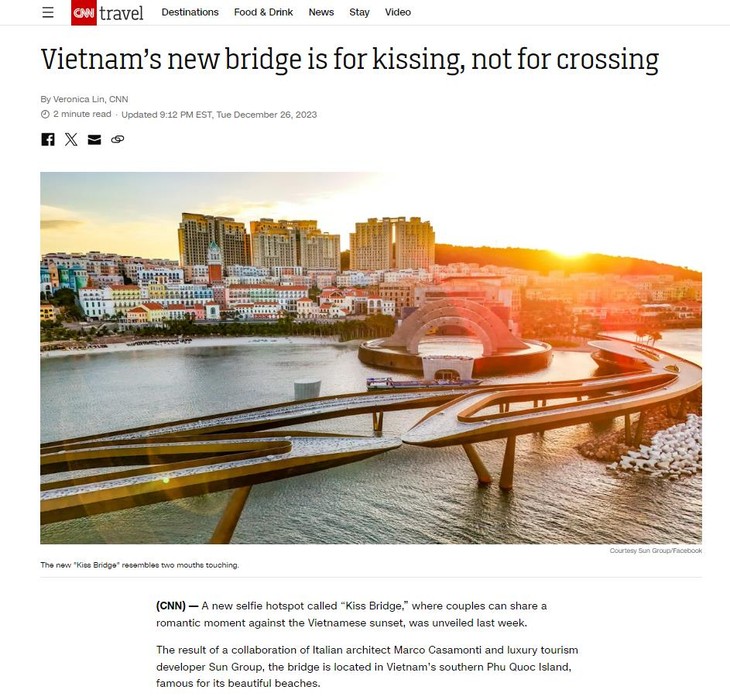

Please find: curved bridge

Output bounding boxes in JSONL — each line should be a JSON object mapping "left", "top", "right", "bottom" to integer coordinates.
{"left": 41, "top": 337, "right": 701, "bottom": 541}
{"left": 41, "top": 385, "right": 474, "bottom": 448}
{"left": 41, "top": 435, "right": 401, "bottom": 537}
{"left": 403, "top": 338, "right": 701, "bottom": 489}
{"left": 40, "top": 386, "right": 475, "bottom": 541}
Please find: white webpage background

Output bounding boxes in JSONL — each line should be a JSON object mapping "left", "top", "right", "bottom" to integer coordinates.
{"left": 1, "top": 4, "right": 727, "bottom": 698}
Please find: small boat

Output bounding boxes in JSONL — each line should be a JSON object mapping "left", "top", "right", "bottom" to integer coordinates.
{"left": 366, "top": 377, "right": 481, "bottom": 391}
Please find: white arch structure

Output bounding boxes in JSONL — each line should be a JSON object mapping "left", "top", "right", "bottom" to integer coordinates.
{"left": 381, "top": 298, "right": 528, "bottom": 356}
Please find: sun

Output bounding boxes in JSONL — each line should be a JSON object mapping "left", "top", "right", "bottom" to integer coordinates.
{"left": 550, "top": 242, "right": 587, "bottom": 258}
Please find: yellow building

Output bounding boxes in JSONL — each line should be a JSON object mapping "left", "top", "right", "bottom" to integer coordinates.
{"left": 394, "top": 217, "right": 435, "bottom": 269}
{"left": 110, "top": 285, "right": 142, "bottom": 313}
{"left": 350, "top": 218, "right": 393, "bottom": 270}
{"left": 125, "top": 302, "right": 167, "bottom": 325}
{"left": 40, "top": 303, "right": 57, "bottom": 322}
{"left": 250, "top": 219, "right": 340, "bottom": 271}
{"left": 178, "top": 213, "right": 251, "bottom": 268}
{"left": 350, "top": 217, "right": 435, "bottom": 271}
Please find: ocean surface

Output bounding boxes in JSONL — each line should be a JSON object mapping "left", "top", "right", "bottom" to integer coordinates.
{"left": 40, "top": 329, "right": 702, "bottom": 544}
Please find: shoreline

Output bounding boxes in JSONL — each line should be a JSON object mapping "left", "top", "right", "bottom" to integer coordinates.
{"left": 40, "top": 334, "right": 352, "bottom": 358}
{"left": 40, "top": 329, "right": 701, "bottom": 362}
{"left": 40, "top": 335, "right": 594, "bottom": 360}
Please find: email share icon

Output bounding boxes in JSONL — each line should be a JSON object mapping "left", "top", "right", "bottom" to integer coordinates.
{"left": 87, "top": 134, "right": 102, "bottom": 145}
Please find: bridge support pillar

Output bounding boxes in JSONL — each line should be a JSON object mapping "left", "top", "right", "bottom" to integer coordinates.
{"left": 633, "top": 411, "right": 647, "bottom": 446}
{"left": 668, "top": 398, "right": 686, "bottom": 419}
{"left": 624, "top": 414, "right": 632, "bottom": 443}
{"left": 463, "top": 444, "right": 492, "bottom": 486}
{"left": 210, "top": 486, "right": 252, "bottom": 544}
{"left": 372, "top": 411, "right": 384, "bottom": 435}
{"left": 499, "top": 435, "right": 516, "bottom": 491}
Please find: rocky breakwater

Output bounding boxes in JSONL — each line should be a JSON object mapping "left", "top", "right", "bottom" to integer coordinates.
{"left": 606, "top": 414, "right": 702, "bottom": 479}
{"left": 576, "top": 401, "right": 702, "bottom": 480}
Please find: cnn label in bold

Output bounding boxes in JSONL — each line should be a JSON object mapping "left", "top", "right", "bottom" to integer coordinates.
{"left": 71, "top": 0, "right": 97, "bottom": 26}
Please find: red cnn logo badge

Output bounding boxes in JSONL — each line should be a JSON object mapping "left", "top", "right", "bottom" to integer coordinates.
{"left": 71, "top": 0, "right": 97, "bottom": 25}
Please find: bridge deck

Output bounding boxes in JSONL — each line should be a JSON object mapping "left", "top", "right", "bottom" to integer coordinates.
{"left": 40, "top": 337, "right": 702, "bottom": 533}
{"left": 42, "top": 386, "right": 473, "bottom": 450}
{"left": 41, "top": 435, "right": 401, "bottom": 524}
{"left": 403, "top": 338, "right": 701, "bottom": 447}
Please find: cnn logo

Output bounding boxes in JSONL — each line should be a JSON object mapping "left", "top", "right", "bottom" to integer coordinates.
{"left": 71, "top": 0, "right": 97, "bottom": 25}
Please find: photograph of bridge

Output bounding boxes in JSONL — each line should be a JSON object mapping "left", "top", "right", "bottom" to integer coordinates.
{"left": 40, "top": 172, "right": 702, "bottom": 545}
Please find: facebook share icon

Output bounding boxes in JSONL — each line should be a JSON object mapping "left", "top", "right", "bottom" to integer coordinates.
{"left": 41, "top": 133, "right": 55, "bottom": 146}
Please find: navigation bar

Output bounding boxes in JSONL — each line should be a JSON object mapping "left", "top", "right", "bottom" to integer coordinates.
{"left": 7, "top": 2, "right": 730, "bottom": 26}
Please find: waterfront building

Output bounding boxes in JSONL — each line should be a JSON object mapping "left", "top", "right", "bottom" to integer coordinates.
{"left": 251, "top": 219, "right": 306, "bottom": 268}
{"left": 275, "top": 285, "right": 309, "bottom": 312}
{"left": 226, "top": 285, "right": 277, "bottom": 308}
{"left": 42, "top": 252, "right": 178, "bottom": 287}
{"left": 166, "top": 303, "right": 196, "bottom": 321}
{"left": 350, "top": 217, "right": 435, "bottom": 271}
{"left": 125, "top": 302, "right": 167, "bottom": 326}
{"left": 296, "top": 297, "right": 318, "bottom": 319}
{"left": 40, "top": 266, "right": 53, "bottom": 296}
{"left": 672, "top": 300, "right": 702, "bottom": 320}
{"left": 299, "top": 231, "right": 340, "bottom": 271}
{"left": 226, "top": 283, "right": 308, "bottom": 313}
{"left": 250, "top": 219, "right": 340, "bottom": 271}
{"left": 110, "top": 285, "right": 142, "bottom": 314}
{"left": 50, "top": 264, "right": 88, "bottom": 292}
{"left": 40, "top": 303, "right": 57, "bottom": 322}
{"left": 320, "top": 303, "right": 347, "bottom": 319}
{"left": 178, "top": 213, "right": 251, "bottom": 268}
{"left": 336, "top": 270, "right": 381, "bottom": 287}
{"left": 394, "top": 218, "right": 435, "bottom": 269}
{"left": 317, "top": 288, "right": 348, "bottom": 310}
{"left": 383, "top": 268, "right": 432, "bottom": 284}
{"left": 341, "top": 288, "right": 370, "bottom": 315}
{"left": 79, "top": 287, "right": 115, "bottom": 319}
{"left": 416, "top": 275, "right": 510, "bottom": 306}
{"left": 350, "top": 219, "right": 394, "bottom": 270}
{"left": 154, "top": 283, "right": 215, "bottom": 305}
{"left": 122, "top": 299, "right": 219, "bottom": 326}
{"left": 378, "top": 281, "right": 417, "bottom": 316}
{"left": 228, "top": 301, "right": 281, "bottom": 321}
{"left": 138, "top": 268, "right": 185, "bottom": 286}
{"left": 367, "top": 298, "right": 396, "bottom": 316}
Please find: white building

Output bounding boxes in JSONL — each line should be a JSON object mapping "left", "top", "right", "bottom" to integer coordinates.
{"left": 138, "top": 268, "right": 185, "bottom": 286}
{"left": 367, "top": 298, "right": 396, "bottom": 316}
{"left": 78, "top": 287, "right": 115, "bottom": 319}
